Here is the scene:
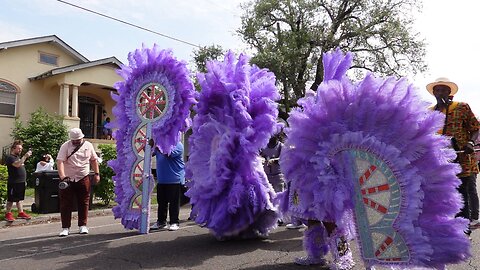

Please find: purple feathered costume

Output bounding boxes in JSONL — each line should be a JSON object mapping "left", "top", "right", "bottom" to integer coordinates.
{"left": 280, "top": 49, "right": 470, "bottom": 269}
{"left": 110, "top": 45, "right": 195, "bottom": 230}
{"left": 186, "top": 51, "right": 281, "bottom": 239}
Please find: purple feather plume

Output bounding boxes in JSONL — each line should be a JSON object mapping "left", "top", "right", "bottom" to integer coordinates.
{"left": 110, "top": 45, "right": 195, "bottom": 229}
{"left": 186, "top": 51, "right": 280, "bottom": 238}
{"left": 281, "top": 48, "right": 470, "bottom": 268}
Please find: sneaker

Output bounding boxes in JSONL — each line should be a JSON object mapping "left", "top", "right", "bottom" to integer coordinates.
{"left": 5, "top": 212, "right": 15, "bottom": 222}
{"left": 79, "top": 226, "right": 89, "bottom": 234}
{"left": 150, "top": 222, "right": 168, "bottom": 231}
{"left": 17, "top": 212, "right": 31, "bottom": 220}
{"left": 470, "top": 220, "right": 480, "bottom": 229}
{"left": 168, "top": 223, "right": 179, "bottom": 231}
{"left": 294, "top": 256, "right": 327, "bottom": 266}
{"left": 59, "top": 228, "right": 69, "bottom": 237}
{"left": 286, "top": 223, "right": 306, "bottom": 229}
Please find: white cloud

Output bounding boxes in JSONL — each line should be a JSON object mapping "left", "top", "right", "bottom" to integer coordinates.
{"left": 0, "top": 21, "right": 32, "bottom": 42}
{"left": 413, "top": 1, "right": 480, "bottom": 115}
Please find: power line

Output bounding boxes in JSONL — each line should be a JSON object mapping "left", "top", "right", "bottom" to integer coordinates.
{"left": 56, "top": 0, "right": 201, "bottom": 48}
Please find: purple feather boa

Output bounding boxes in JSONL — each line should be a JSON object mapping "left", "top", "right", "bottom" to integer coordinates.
{"left": 186, "top": 51, "right": 280, "bottom": 238}
{"left": 281, "top": 48, "right": 470, "bottom": 268}
{"left": 110, "top": 45, "right": 195, "bottom": 230}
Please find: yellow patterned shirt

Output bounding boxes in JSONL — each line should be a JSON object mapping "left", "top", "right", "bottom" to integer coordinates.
{"left": 433, "top": 101, "right": 479, "bottom": 177}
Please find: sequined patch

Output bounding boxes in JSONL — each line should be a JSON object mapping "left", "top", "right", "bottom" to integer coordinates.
{"left": 348, "top": 150, "right": 410, "bottom": 263}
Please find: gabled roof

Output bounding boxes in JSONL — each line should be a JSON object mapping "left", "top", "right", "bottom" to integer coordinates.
{"left": 0, "top": 35, "right": 89, "bottom": 63}
{"left": 29, "top": 57, "right": 123, "bottom": 81}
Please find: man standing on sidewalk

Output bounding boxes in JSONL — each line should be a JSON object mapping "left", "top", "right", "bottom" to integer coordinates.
{"left": 56, "top": 128, "right": 100, "bottom": 237}
{"left": 4, "top": 140, "right": 32, "bottom": 221}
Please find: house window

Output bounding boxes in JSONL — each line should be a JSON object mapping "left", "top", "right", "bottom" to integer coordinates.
{"left": 39, "top": 52, "right": 58, "bottom": 66}
{"left": 0, "top": 81, "right": 17, "bottom": 116}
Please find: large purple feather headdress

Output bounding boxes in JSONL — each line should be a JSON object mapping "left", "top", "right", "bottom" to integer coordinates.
{"left": 186, "top": 51, "right": 281, "bottom": 238}
{"left": 109, "top": 45, "right": 195, "bottom": 232}
{"left": 281, "top": 49, "right": 470, "bottom": 268}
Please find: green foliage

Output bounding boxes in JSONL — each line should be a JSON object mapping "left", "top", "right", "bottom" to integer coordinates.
{"left": 192, "top": 45, "right": 225, "bottom": 73}
{"left": 0, "top": 165, "right": 7, "bottom": 206}
{"left": 95, "top": 144, "right": 116, "bottom": 206}
{"left": 238, "top": 0, "right": 427, "bottom": 118}
{"left": 191, "top": 45, "right": 226, "bottom": 91}
{"left": 11, "top": 107, "right": 68, "bottom": 186}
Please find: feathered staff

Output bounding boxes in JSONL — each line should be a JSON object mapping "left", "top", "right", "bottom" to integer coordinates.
{"left": 109, "top": 45, "right": 195, "bottom": 233}
{"left": 186, "top": 51, "right": 281, "bottom": 239}
{"left": 281, "top": 49, "right": 470, "bottom": 269}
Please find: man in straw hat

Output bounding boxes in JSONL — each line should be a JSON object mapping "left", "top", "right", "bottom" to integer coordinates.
{"left": 427, "top": 77, "right": 480, "bottom": 233}
{"left": 56, "top": 128, "right": 100, "bottom": 237}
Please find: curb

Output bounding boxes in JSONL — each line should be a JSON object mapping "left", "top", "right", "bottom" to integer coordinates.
{"left": 0, "top": 207, "right": 115, "bottom": 229}
{"left": 0, "top": 204, "right": 165, "bottom": 229}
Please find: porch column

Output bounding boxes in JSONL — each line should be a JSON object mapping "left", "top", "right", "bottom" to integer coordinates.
{"left": 71, "top": 85, "right": 79, "bottom": 118}
{"left": 62, "top": 84, "right": 70, "bottom": 117}
{"left": 59, "top": 86, "right": 64, "bottom": 115}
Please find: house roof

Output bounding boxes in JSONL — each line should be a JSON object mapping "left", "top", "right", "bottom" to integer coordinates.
{"left": 29, "top": 57, "right": 123, "bottom": 81}
{"left": 0, "top": 35, "right": 89, "bottom": 63}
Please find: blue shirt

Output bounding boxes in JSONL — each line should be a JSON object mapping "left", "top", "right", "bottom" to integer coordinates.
{"left": 153, "top": 142, "right": 185, "bottom": 184}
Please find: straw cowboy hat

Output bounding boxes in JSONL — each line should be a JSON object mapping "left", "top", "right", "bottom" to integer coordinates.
{"left": 426, "top": 77, "right": 458, "bottom": 96}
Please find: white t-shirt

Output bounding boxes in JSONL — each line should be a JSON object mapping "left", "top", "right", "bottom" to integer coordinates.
{"left": 35, "top": 160, "right": 55, "bottom": 172}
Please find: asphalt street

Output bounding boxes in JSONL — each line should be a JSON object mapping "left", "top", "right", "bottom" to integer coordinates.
{"left": 1, "top": 206, "right": 479, "bottom": 270}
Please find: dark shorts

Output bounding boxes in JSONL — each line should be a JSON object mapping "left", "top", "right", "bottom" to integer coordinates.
{"left": 7, "top": 182, "right": 26, "bottom": 202}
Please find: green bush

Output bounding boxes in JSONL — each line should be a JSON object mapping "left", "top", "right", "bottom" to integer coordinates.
{"left": 11, "top": 107, "right": 68, "bottom": 187}
{"left": 95, "top": 144, "right": 116, "bottom": 206}
{"left": 0, "top": 165, "right": 8, "bottom": 206}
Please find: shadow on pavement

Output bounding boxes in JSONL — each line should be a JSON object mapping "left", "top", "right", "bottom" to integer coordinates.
{"left": 44, "top": 224, "right": 305, "bottom": 269}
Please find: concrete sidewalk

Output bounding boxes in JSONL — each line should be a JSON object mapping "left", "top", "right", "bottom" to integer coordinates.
{"left": 0, "top": 197, "right": 115, "bottom": 229}
{"left": 1, "top": 191, "right": 163, "bottom": 229}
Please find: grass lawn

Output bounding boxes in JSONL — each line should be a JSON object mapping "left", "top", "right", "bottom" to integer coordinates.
{"left": 25, "top": 187, "right": 34, "bottom": 197}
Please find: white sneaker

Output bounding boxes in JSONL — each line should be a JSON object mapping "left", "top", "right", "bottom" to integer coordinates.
{"left": 169, "top": 223, "right": 179, "bottom": 231}
{"left": 79, "top": 226, "right": 89, "bottom": 234}
{"left": 59, "top": 228, "right": 69, "bottom": 237}
{"left": 286, "top": 223, "right": 306, "bottom": 229}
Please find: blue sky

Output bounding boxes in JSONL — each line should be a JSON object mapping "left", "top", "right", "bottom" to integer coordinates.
{"left": 1, "top": 0, "right": 480, "bottom": 115}
{"left": 0, "top": 0, "right": 246, "bottom": 64}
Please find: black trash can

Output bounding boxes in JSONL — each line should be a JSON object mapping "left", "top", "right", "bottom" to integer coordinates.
{"left": 32, "top": 170, "right": 60, "bottom": 214}
{"left": 32, "top": 171, "right": 95, "bottom": 213}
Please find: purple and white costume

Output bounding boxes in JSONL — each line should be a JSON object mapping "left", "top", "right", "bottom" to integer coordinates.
{"left": 186, "top": 51, "right": 281, "bottom": 239}
{"left": 110, "top": 45, "right": 195, "bottom": 232}
{"left": 280, "top": 49, "right": 470, "bottom": 269}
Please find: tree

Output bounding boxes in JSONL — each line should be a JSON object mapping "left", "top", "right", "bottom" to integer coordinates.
{"left": 238, "top": 0, "right": 427, "bottom": 118}
{"left": 11, "top": 107, "right": 68, "bottom": 186}
{"left": 192, "top": 45, "right": 225, "bottom": 73}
